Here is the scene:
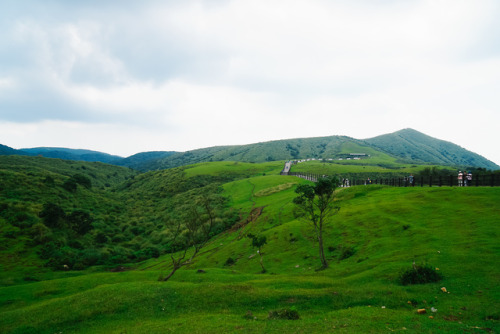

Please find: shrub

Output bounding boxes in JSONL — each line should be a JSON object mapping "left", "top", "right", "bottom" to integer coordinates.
{"left": 143, "top": 246, "right": 160, "bottom": 258}
{"left": 72, "top": 174, "right": 92, "bottom": 189}
{"left": 63, "top": 178, "right": 78, "bottom": 192}
{"left": 95, "top": 232, "right": 108, "bottom": 244}
{"left": 268, "top": 307, "right": 300, "bottom": 320}
{"left": 398, "top": 263, "right": 443, "bottom": 285}
{"left": 338, "top": 245, "right": 356, "bottom": 260}
{"left": 29, "top": 223, "right": 53, "bottom": 244}
{"left": 43, "top": 176, "right": 55, "bottom": 186}
{"left": 39, "top": 203, "right": 66, "bottom": 228}
{"left": 77, "top": 248, "right": 102, "bottom": 267}
{"left": 224, "top": 257, "right": 236, "bottom": 266}
{"left": 67, "top": 210, "right": 94, "bottom": 235}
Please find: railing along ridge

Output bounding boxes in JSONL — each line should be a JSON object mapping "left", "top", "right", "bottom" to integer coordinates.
{"left": 280, "top": 171, "right": 499, "bottom": 187}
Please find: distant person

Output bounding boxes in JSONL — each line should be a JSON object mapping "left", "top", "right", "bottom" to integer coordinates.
{"left": 409, "top": 174, "right": 414, "bottom": 187}
{"left": 458, "top": 171, "right": 463, "bottom": 187}
{"left": 466, "top": 171, "right": 472, "bottom": 187}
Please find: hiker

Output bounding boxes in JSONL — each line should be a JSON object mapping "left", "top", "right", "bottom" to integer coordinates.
{"left": 458, "top": 171, "right": 463, "bottom": 187}
{"left": 466, "top": 171, "right": 472, "bottom": 187}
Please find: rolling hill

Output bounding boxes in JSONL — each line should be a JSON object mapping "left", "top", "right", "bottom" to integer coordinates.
{"left": 1, "top": 129, "right": 498, "bottom": 170}
{"left": 20, "top": 147, "right": 123, "bottom": 164}
{"left": 364, "top": 128, "right": 499, "bottom": 170}
{"left": 129, "top": 129, "right": 499, "bottom": 171}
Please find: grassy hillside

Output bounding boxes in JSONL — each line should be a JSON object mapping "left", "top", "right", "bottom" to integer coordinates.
{"left": 289, "top": 160, "right": 459, "bottom": 181}
{"left": 365, "top": 128, "right": 499, "bottom": 170}
{"left": 1, "top": 159, "right": 498, "bottom": 333}
{"left": 0, "top": 157, "right": 284, "bottom": 285}
{"left": 119, "top": 129, "right": 500, "bottom": 172}
{"left": 131, "top": 136, "right": 401, "bottom": 171}
{"left": 5, "top": 129, "right": 498, "bottom": 172}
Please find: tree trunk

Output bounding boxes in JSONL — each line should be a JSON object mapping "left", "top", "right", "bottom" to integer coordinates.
{"left": 317, "top": 228, "right": 328, "bottom": 270}
{"left": 259, "top": 251, "right": 266, "bottom": 273}
{"left": 162, "top": 265, "right": 179, "bottom": 282}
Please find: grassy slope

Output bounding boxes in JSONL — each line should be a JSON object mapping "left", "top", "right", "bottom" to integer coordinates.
{"left": 365, "top": 128, "right": 500, "bottom": 170}
{"left": 1, "top": 168, "right": 498, "bottom": 333}
{"left": 139, "top": 136, "right": 403, "bottom": 171}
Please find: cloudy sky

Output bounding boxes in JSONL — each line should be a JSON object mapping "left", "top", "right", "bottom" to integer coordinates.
{"left": 1, "top": 0, "right": 499, "bottom": 165}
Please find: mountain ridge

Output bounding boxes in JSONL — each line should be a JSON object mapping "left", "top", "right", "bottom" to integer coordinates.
{"left": 1, "top": 128, "right": 498, "bottom": 170}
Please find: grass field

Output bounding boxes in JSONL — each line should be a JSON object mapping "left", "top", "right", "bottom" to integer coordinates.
{"left": 1, "top": 168, "right": 499, "bottom": 333}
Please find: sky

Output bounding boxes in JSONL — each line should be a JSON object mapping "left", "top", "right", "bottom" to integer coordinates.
{"left": 1, "top": 0, "right": 499, "bottom": 165}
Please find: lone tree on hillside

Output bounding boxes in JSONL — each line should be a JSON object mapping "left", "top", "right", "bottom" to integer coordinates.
{"left": 247, "top": 233, "right": 267, "bottom": 273}
{"left": 161, "top": 194, "right": 222, "bottom": 282}
{"left": 293, "top": 176, "right": 339, "bottom": 270}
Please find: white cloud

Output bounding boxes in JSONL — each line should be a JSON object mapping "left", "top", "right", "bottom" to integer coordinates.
{"left": 0, "top": 0, "right": 499, "bottom": 165}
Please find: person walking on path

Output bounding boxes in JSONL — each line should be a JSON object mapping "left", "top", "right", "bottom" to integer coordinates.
{"left": 458, "top": 171, "right": 463, "bottom": 187}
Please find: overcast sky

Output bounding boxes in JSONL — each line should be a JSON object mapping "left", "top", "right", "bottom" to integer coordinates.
{"left": 1, "top": 0, "right": 499, "bottom": 165}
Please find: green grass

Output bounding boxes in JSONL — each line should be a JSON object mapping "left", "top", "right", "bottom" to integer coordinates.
{"left": 1, "top": 158, "right": 499, "bottom": 333}
{"left": 290, "top": 159, "right": 441, "bottom": 176}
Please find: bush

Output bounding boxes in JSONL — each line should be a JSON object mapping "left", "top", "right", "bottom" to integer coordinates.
{"left": 29, "top": 223, "right": 53, "bottom": 244}
{"left": 72, "top": 174, "right": 92, "bottom": 189}
{"left": 95, "top": 232, "right": 108, "bottom": 244}
{"left": 338, "top": 245, "right": 356, "bottom": 260}
{"left": 39, "top": 203, "right": 66, "bottom": 228}
{"left": 67, "top": 210, "right": 93, "bottom": 235}
{"left": 268, "top": 307, "right": 300, "bottom": 320}
{"left": 63, "top": 178, "right": 78, "bottom": 192}
{"left": 399, "top": 263, "right": 443, "bottom": 285}
{"left": 224, "top": 257, "right": 236, "bottom": 266}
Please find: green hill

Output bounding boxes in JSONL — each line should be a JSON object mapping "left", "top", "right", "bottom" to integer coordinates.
{"left": 0, "top": 144, "right": 22, "bottom": 156}
{"left": 115, "top": 129, "right": 500, "bottom": 171}
{"left": 365, "top": 128, "right": 499, "bottom": 170}
{"left": 139, "top": 136, "right": 400, "bottom": 171}
{"left": 3, "top": 129, "right": 498, "bottom": 171}
{"left": 20, "top": 147, "right": 123, "bottom": 164}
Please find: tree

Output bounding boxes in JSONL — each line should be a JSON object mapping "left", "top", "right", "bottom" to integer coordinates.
{"left": 247, "top": 233, "right": 267, "bottom": 273}
{"left": 39, "top": 203, "right": 66, "bottom": 228}
{"left": 72, "top": 174, "right": 92, "bottom": 189}
{"left": 293, "top": 176, "right": 339, "bottom": 270}
{"left": 161, "top": 194, "right": 221, "bottom": 282}
{"left": 67, "top": 210, "right": 94, "bottom": 235}
{"left": 63, "top": 178, "right": 77, "bottom": 192}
